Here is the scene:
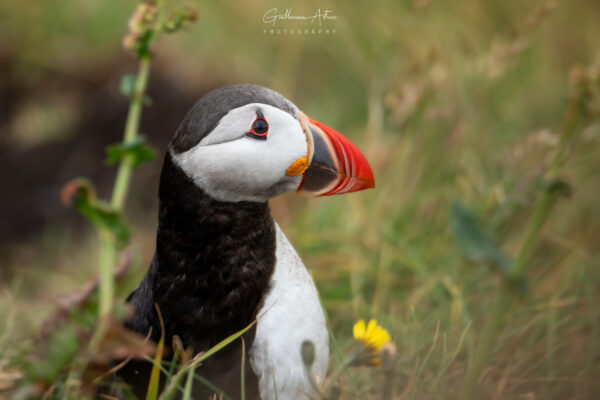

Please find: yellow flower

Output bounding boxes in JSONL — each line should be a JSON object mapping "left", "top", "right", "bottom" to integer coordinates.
{"left": 353, "top": 319, "right": 391, "bottom": 365}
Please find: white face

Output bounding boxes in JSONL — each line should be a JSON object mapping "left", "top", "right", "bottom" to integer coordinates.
{"left": 171, "top": 103, "right": 310, "bottom": 202}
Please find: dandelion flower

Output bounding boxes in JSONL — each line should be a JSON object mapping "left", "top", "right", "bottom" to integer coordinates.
{"left": 353, "top": 319, "right": 391, "bottom": 365}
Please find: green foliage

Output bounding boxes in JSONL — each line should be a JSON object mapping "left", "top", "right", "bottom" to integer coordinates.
{"left": 25, "top": 325, "right": 81, "bottom": 383}
{"left": 63, "top": 178, "right": 131, "bottom": 245}
{"left": 21, "top": 286, "right": 99, "bottom": 391}
{"left": 120, "top": 74, "right": 138, "bottom": 98}
{"left": 450, "top": 201, "right": 511, "bottom": 273}
{"left": 2, "top": 0, "right": 600, "bottom": 399}
{"left": 5, "top": 2, "right": 200, "bottom": 398}
{"left": 106, "top": 136, "right": 156, "bottom": 167}
{"left": 543, "top": 178, "right": 572, "bottom": 198}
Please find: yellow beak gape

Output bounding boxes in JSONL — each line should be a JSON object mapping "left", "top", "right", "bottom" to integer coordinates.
{"left": 286, "top": 157, "right": 309, "bottom": 176}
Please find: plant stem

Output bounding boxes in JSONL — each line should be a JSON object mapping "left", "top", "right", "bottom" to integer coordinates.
{"left": 97, "top": 56, "right": 151, "bottom": 319}
{"left": 96, "top": 0, "right": 167, "bottom": 320}
{"left": 111, "top": 56, "right": 151, "bottom": 211}
{"left": 72, "top": 53, "right": 154, "bottom": 398}
{"left": 98, "top": 235, "right": 117, "bottom": 319}
{"left": 509, "top": 92, "right": 583, "bottom": 282}
{"left": 462, "top": 74, "right": 589, "bottom": 399}
{"left": 322, "top": 349, "right": 360, "bottom": 398}
{"left": 182, "top": 368, "right": 195, "bottom": 400}
{"left": 508, "top": 188, "right": 558, "bottom": 281}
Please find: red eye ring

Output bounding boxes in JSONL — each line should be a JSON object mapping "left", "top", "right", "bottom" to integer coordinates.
{"left": 247, "top": 111, "right": 269, "bottom": 140}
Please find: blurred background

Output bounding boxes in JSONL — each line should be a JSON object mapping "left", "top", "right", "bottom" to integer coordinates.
{"left": 1, "top": 0, "right": 599, "bottom": 398}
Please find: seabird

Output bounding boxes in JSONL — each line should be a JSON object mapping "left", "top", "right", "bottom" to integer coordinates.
{"left": 116, "top": 84, "right": 375, "bottom": 400}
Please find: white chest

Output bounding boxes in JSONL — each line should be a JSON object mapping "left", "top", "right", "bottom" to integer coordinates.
{"left": 249, "top": 223, "right": 329, "bottom": 400}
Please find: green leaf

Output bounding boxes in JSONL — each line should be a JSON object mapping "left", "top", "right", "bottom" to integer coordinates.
{"left": 106, "top": 136, "right": 156, "bottom": 167}
{"left": 146, "top": 315, "right": 165, "bottom": 400}
{"left": 545, "top": 179, "right": 572, "bottom": 198}
{"left": 26, "top": 324, "right": 81, "bottom": 383}
{"left": 450, "top": 201, "right": 511, "bottom": 273}
{"left": 24, "top": 289, "right": 100, "bottom": 385}
{"left": 62, "top": 178, "right": 131, "bottom": 244}
{"left": 120, "top": 74, "right": 137, "bottom": 97}
{"left": 136, "top": 30, "right": 154, "bottom": 59}
{"left": 77, "top": 202, "right": 131, "bottom": 245}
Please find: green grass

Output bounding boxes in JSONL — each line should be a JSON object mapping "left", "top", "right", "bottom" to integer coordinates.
{"left": 2, "top": 0, "right": 600, "bottom": 398}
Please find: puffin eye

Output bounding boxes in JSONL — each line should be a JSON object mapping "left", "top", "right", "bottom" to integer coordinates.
{"left": 247, "top": 111, "right": 269, "bottom": 140}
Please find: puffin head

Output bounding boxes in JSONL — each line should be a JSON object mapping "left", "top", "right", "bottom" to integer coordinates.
{"left": 170, "top": 84, "right": 374, "bottom": 202}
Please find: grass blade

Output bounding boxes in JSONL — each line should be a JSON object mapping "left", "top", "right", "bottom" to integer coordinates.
{"left": 182, "top": 368, "right": 194, "bottom": 400}
{"left": 159, "top": 321, "right": 255, "bottom": 400}
{"left": 146, "top": 304, "right": 165, "bottom": 400}
{"left": 240, "top": 337, "right": 246, "bottom": 400}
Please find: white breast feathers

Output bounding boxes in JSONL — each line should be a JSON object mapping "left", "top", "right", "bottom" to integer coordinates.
{"left": 249, "top": 223, "right": 329, "bottom": 400}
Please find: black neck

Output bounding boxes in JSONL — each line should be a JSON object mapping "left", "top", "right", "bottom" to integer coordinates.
{"left": 152, "top": 153, "right": 276, "bottom": 352}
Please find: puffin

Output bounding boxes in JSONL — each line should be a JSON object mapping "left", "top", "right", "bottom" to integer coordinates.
{"left": 115, "top": 84, "right": 374, "bottom": 400}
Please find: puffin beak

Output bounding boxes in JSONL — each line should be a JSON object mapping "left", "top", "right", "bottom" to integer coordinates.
{"left": 295, "top": 112, "right": 375, "bottom": 196}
